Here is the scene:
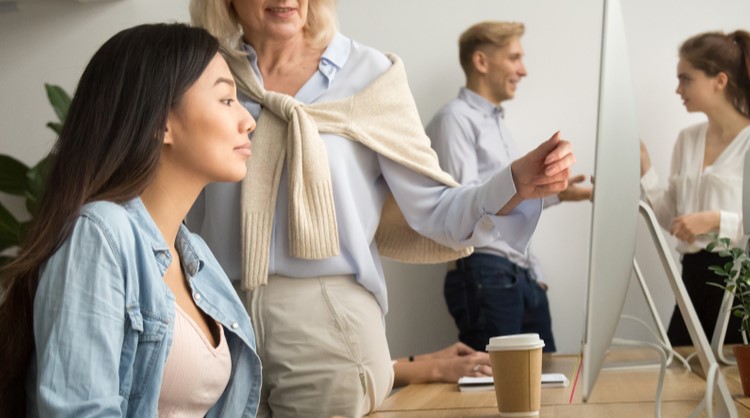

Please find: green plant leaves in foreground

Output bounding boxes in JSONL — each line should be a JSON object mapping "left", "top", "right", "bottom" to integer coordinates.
{"left": 709, "top": 235, "right": 750, "bottom": 335}
{"left": 0, "top": 83, "right": 68, "bottom": 259}
{"left": 0, "top": 155, "right": 30, "bottom": 196}
{"left": 25, "top": 154, "right": 52, "bottom": 216}
{"left": 0, "top": 202, "right": 21, "bottom": 253}
{"left": 45, "top": 83, "right": 71, "bottom": 134}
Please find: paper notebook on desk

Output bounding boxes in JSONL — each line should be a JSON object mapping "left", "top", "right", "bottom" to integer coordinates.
{"left": 457, "top": 373, "right": 570, "bottom": 392}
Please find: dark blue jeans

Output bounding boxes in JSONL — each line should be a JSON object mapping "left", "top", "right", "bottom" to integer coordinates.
{"left": 444, "top": 253, "right": 556, "bottom": 352}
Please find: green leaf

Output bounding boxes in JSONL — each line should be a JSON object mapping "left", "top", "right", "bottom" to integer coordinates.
{"left": 707, "top": 282, "right": 729, "bottom": 292}
{"left": 706, "top": 242, "right": 717, "bottom": 252}
{"left": 45, "top": 83, "right": 71, "bottom": 125}
{"left": 46, "top": 122, "right": 64, "bottom": 136}
{"left": 25, "top": 154, "right": 52, "bottom": 216}
{"left": 708, "top": 265, "right": 724, "bottom": 274}
{"left": 0, "top": 155, "right": 30, "bottom": 196}
{"left": 0, "top": 201, "right": 21, "bottom": 252}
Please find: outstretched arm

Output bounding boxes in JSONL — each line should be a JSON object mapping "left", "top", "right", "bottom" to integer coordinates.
{"left": 558, "top": 174, "right": 593, "bottom": 202}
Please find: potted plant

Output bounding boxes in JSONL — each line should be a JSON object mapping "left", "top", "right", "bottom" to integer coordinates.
{"left": 0, "top": 84, "right": 70, "bottom": 266}
{"left": 707, "top": 236, "right": 750, "bottom": 396}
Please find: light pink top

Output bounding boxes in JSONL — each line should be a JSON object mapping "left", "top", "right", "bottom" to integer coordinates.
{"left": 158, "top": 304, "right": 232, "bottom": 418}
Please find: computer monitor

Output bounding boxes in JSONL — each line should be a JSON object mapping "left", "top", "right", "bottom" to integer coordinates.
{"left": 581, "top": 0, "right": 641, "bottom": 402}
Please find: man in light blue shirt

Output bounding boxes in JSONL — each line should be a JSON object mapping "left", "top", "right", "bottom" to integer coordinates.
{"left": 426, "top": 21, "right": 591, "bottom": 353}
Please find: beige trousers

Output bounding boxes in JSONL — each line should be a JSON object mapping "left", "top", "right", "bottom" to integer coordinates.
{"left": 240, "top": 275, "right": 394, "bottom": 418}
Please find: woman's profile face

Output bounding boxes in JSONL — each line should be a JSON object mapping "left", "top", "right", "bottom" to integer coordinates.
{"left": 232, "top": 0, "right": 309, "bottom": 44}
{"left": 163, "top": 53, "right": 255, "bottom": 184}
{"left": 675, "top": 57, "right": 724, "bottom": 114}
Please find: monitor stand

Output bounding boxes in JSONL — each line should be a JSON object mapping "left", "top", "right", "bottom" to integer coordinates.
{"left": 712, "top": 287, "right": 738, "bottom": 365}
{"left": 639, "top": 201, "right": 737, "bottom": 417}
{"left": 601, "top": 259, "right": 676, "bottom": 370}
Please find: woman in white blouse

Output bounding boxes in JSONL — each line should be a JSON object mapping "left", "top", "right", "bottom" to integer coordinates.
{"left": 640, "top": 29, "right": 750, "bottom": 345}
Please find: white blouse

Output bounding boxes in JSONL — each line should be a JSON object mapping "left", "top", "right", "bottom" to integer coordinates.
{"left": 641, "top": 122, "right": 750, "bottom": 254}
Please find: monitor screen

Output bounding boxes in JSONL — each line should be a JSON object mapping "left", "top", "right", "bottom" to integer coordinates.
{"left": 581, "top": 0, "right": 641, "bottom": 401}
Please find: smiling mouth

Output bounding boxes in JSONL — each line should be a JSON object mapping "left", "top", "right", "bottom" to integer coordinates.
{"left": 267, "top": 7, "right": 295, "bottom": 13}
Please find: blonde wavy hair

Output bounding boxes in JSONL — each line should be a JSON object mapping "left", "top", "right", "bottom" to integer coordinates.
{"left": 189, "top": 0, "right": 337, "bottom": 55}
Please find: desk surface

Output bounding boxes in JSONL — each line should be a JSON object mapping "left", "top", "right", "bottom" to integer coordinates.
{"left": 373, "top": 348, "right": 750, "bottom": 417}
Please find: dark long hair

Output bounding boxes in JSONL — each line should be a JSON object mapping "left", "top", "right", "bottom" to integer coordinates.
{"left": 680, "top": 30, "right": 750, "bottom": 118}
{"left": 0, "top": 23, "right": 219, "bottom": 416}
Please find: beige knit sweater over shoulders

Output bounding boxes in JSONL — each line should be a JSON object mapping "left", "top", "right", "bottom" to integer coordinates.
{"left": 223, "top": 50, "right": 473, "bottom": 290}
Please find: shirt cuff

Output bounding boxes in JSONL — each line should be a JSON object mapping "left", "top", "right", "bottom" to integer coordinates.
{"left": 479, "top": 165, "right": 517, "bottom": 214}
{"left": 456, "top": 197, "right": 541, "bottom": 254}
{"left": 719, "top": 210, "right": 742, "bottom": 245}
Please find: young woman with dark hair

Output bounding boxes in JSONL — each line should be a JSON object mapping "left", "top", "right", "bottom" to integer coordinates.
{"left": 0, "top": 23, "right": 261, "bottom": 417}
{"left": 641, "top": 29, "right": 750, "bottom": 345}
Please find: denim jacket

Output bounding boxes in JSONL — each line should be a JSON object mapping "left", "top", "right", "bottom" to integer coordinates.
{"left": 27, "top": 198, "right": 261, "bottom": 417}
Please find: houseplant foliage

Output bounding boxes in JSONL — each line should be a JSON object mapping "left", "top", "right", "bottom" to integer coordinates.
{"left": 707, "top": 236, "right": 750, "bottom": 341}
{"left": 707, "top": 235, "right": 750, "bottom": 396}
{"left": 0, "top": 83, "right": 70, "bottom": 266}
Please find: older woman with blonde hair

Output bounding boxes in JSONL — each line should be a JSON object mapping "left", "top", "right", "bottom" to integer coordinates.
{"left": 188, "top": 1, "right": 576, "bottom": 416}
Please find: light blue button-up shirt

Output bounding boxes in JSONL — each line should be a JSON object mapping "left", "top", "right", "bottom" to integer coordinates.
{"left": 27, "top": 198, "right": 261, "bottom": 418}
{"left": 187, "top": 33, "right": 542, "bottom": 313}
{"left": 426, "top": 87, "right": 559, "bottom": 281}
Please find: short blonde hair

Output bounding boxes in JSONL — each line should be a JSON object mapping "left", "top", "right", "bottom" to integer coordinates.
{"left": 459, "top": 21, "right": 524, "bottom": 76}
{"left": 189, "top": 0, "right": 338, "bottom": 54}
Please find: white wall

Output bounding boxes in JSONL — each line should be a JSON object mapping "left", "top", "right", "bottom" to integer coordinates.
{"left": 0, "top": 0, "right": 190, "bottom": 218}
{"left": 1, "top": 0, "right": 749, "bottom": 358}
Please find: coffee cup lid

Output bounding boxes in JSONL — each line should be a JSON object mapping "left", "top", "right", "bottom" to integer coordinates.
{"left": 486, "top": 333, "right": 545, "bottom": 351}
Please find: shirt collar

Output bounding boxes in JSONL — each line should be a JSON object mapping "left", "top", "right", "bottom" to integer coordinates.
{"left": 319, "top": 32, "right": 350, "bottom": 78}
{"left": 458, "top": 87, "right": 505, "bottom": 118}
{"left": 121, "top": 197, "right": 204, "bottom": 277}
{"left": 241, "top": 31, "right": 351, "bottom": 89}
